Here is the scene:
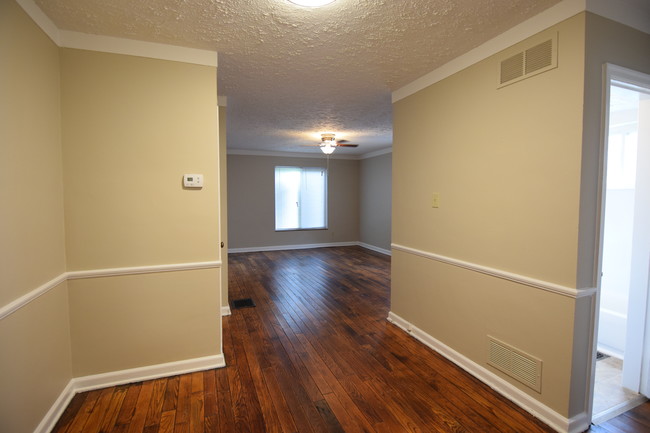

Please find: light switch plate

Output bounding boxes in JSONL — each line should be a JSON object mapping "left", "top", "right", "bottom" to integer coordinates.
{"left": 432, "top": 192, "right": 440, "bottom": 208}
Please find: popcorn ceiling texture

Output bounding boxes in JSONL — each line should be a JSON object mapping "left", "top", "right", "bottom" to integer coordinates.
{"left": 36, "top": 0, "right": 561, "bottom": 154}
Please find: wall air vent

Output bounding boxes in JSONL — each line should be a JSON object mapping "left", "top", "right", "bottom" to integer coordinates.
{"left": 487, "top": 336, "right": 542, "bottom": 392}
{"left": 498, "top": 32, "right": 557, "bottom": 88}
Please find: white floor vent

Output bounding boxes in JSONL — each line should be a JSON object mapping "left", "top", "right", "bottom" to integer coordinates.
{"left": 498, "top": 32, "right": 557, "bottom": 88}
{"left": 487, "top": 336, "right": 542, "bottom": 393}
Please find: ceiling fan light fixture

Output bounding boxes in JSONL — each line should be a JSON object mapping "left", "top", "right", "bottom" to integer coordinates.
{"left": 287, "top": 0, "right": 336, "bottom": 7}
{"left": 320, "top": 142, "right": 336, "bottom": 154}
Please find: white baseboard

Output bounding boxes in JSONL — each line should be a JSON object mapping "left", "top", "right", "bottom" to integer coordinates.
{"left": 358, "top": 242, "right": 391, "bottom": 256}
{"left": 387, "top": 311, "right": 588, "bottom": 433}
{"left": 229, "top": 241, "right": 392, "bottom": 255}
{"left": 34, "top": 380, "right": 76, "bottom": 433}
{"left": 37, "top": 354, "right": 226, "bottom": 432}
{"left": 221, "top": 305, "right": 231, "bottom": 316}
{"left": 72, "top": 354, "right": 226, "bottom": 393}
{"left": 229, "top": 241, "right": 358, "bottom": 253}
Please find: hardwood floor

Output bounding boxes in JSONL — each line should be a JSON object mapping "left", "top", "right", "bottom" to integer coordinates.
{"left": 52, "top": 246, "right": 649, "bottom": 433}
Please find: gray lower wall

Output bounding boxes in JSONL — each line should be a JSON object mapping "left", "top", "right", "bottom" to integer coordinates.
{"left": 228, "top": 154, "right": 361, "bottom": 249}
{"left": 360, "top": 153, "right": 392, "bottom": 251}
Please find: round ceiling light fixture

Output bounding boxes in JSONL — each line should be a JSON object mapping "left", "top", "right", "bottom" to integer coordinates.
{"left": 288, "top": 0, "right": 336, "bottom": 7}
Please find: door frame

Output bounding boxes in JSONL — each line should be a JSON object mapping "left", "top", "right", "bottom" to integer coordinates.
{"left": 589, "top": 63, "right": 650, "bottom": 422}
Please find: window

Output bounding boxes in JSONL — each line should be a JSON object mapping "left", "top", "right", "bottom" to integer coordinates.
{"left": 275, "top": 166, "right": 327, "bottom": 230}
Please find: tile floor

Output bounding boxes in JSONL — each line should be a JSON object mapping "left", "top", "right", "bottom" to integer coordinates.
{"left": 592, "top": 355, "right": 645, "bottom": 423}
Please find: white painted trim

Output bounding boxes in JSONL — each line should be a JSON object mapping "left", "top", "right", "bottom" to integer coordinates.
{"left": 15, "top": 0, "right": 61, "bottom": 45}
{"left": 387, "top": 312, "right": 586, "bottom": 433}
{"left": 72, "top": 354, "right": 226, "bottom": 393}
{"left": 392, "top": 243, "right": 595, "bottom": 299}
{"left": 230, "top": 242, "right": 357, "bottom": 254}
{"left": 359, "top": 147, "right": 393, "bottom": 160}
{"left": 1, "top": 261, "right": 221, "bottom": 320}
{"left": 66, "top": 260, "right": 221, "bottom": 280}
{"left": 392, "top": 0, "right": 588, "bottom": 102}
{"left": 227, "top": 148, "right": 360, "bottom": 160}
{"left": 230, "top": 241, "right": 392, "bottom": 256}
{"left": 15, "top": 2, "right": 218, "bottom": 66}
{"left": 221, "top": 305, "right": 232, "bottom": 316}
{"left": 0, "top": 273, "right": 67, "bottom": 320}
{"left": 358, "top": 242, "right": 392, "bottom": 256}
{"left": 60, "top": 31, "right": 218, "bottom": 67}
{"left": 587, "top": 0, "right": 650, "bottom": 35}
{"left": 33, "top": 380, "right": 75, "bottom": 433}
{"left": 567, "top": 412, "right": 591, "bottom": 433}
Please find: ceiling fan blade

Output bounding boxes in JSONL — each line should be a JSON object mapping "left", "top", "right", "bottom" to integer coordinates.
{"left": 337, "top": 143, "right": 359, "bottom": 147}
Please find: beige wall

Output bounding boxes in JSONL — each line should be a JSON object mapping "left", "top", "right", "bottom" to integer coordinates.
{"left": 392, "top": 15, "right": 586, "bottom": 415}
{"left": 60, "top": 48, "right": 222, "bottom": 376}
{"left": 228, "top": 155, "right": 360, "bottom": 249}
{"left": 0, "top": 0, "right": 67, "bottom": 305}
{"left": 0, "top": 1, "right": 72, "bottom": 432}
{"left": 1, "top": 5, "right": 223, "bottom": 428}
{"left": 359, "top": 153, "right": 392, "bottom": 251}
{"left": 68, "top": 269, "right": 219, "bottom": 376}
{"left": 61, "top": 49, "right": 220, "bottom": 269}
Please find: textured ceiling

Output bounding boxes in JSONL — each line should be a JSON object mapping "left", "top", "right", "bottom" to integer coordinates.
{"left": 35, "top": 0, "right": 562, "bottom": 155}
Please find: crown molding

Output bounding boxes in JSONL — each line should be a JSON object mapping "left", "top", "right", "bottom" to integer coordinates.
{"left": 359, "top": 147, "right": 392, "bottom": 159}
{"left": 227, "top": 147, "right": 392, "bottom": 160}
{"left": 60, "top": 31, "right": 218, "bottom": 67}
{"left": 15, "top": 0, "right": 60, "bottom": 44}
{"left": 227, "top": 148, "right": 360, "bottom": 160}
{"left": 16, "top": 0, "right": 218, "bottom": 67}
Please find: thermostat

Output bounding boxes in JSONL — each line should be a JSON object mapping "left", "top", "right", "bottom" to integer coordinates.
{"left": 183, "top": 174, "right": 203, "bottom": 188}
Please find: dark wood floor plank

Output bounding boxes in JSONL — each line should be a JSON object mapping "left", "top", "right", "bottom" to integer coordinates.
{"left": 114, "top": 383, "right": 142, "bottom": 427}
{"left": 51, "top": 392, "right": 87, "bottom": 433}
{"left": 189, "top": 391, "right": 205, "bottom": 433}
{"left": 216, "top": 389, "right": 236, "bottom": 433}
{"left": 161, "top": 376, "right": 180, "bottom": 413}
{"left": 157, "top": 410, "right": 175, "bottom": 433}
{"left": 98, "top": 385, "right": 129, "bottom": 433}
{"left": 52, "top": 247, "right": 650, "bottom": 433}
{"left": 174, "top": 374, "right": 192, "bottom": 428}
{"left": 621, "top": 402, "right": 650, "bottom": 428}
{"left": 232, "top": 311, "right": 285, "bottom": 433}
{"left": 261, "top": 366, "right": 300, "bottom": 433}
{"left": 127, "top": 379, "right": 155, "bottom": 433}
{"left": 144, "top": 378, "right": 168, "bottom": 428}
{"left": 65, "top": 389, "right": 102, "bottom": 433}
{"left": 79, "top": 387, "right": 115, "bottom": 433}
{"left": 604, "top": 415, "right": 648, "bottom": 433}
{"left": 322, "top": 391, "right": 377, "bottom": 433}
{"left": 203, "top": 370, "right": 218, "bottom": 419}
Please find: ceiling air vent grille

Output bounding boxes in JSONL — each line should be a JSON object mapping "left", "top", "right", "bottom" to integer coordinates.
{"left": 498, "top": 32, "right": 557, "bottom": 88}
{"left": 487, "top": 336, "right": 542, "bottom": 392}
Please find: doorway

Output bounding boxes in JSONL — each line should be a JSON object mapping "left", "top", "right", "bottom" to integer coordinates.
{"left": 593, "top": 64, "right": 650, "bottom": 423}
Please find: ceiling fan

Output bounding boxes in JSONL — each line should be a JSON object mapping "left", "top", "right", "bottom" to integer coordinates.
{"left": 315, "top": 133, "right": 359, "bottom": 154}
